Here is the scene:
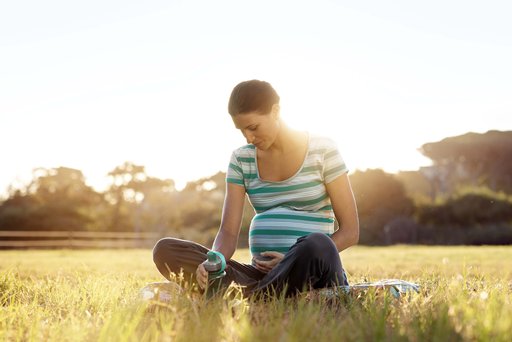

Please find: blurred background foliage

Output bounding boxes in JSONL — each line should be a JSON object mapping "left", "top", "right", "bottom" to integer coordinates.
{"left": 1, "top": 130, "right": 511, "bottom": 246}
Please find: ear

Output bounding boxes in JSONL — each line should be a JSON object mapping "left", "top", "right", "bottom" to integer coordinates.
{"left": 271, "top": 104, "right": 280, "bottom": 120}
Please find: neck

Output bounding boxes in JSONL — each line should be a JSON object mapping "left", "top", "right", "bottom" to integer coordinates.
{"left": 268, "top": 122, "right": 305, "bottom": 153}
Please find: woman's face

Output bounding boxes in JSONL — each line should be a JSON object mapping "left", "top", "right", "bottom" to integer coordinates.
{"left": 231, "top": 106, "right": 280, "bottom": 150}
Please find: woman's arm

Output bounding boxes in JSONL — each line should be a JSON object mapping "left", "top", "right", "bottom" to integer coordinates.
{"left": 211, "top": 182, "right": 246, "bottom": 260}
{"left": 326, "top": 173, "right": 359, "bottom": 252}
{"left": 197, "top": 182, "right": 246, "bottom": 289}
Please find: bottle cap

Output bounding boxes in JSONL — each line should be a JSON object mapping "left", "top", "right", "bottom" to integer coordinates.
{"left": 203, "top": 250, "right": 226, "bottom": 273}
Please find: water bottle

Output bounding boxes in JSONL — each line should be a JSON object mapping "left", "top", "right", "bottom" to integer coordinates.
{"left": 203, "top": 250, "right": 227, "bottom": 299}
{"left": 139, "top": 281, "right": 183, "bottom": 303}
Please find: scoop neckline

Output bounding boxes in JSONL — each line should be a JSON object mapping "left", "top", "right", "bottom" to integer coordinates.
{"left": 254, "top": 132, "right": 310, "bottom": 184}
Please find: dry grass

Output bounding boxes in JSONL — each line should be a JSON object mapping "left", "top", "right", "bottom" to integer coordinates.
{"left": 1, "top": 246, "right": 511, "bottom": 341}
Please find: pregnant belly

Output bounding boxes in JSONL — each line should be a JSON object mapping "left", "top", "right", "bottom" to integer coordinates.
{"left": 249, "top": 207, "right": 335, "bottom": 257}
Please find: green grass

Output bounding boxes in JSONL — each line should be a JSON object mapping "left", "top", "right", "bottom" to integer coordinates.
{"left": 1, "top": 246, "right": 511, "bottom": 341}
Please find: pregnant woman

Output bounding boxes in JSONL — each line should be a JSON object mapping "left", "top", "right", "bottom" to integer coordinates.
{"left": 153, "top": 80, "right": 359, "bottom": 298}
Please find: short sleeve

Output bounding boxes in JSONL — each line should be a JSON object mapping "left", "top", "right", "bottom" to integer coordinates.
{"left": 322, "top": 139, "right": 348, "bottom": 184}
{"left": 226, "top": 151, "right": 245, "bottom": 187}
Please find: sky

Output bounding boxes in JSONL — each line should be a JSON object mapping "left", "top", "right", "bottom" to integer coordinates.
{"left": 1, "top": 0, "right": 511, "bottom": 196}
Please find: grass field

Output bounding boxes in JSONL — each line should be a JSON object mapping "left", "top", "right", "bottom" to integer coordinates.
{"left": 1, "top": 246, "right": 511, "bottom": 341}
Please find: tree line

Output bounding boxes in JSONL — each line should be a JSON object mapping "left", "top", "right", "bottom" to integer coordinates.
{"left": 1, "top": 130, "right": 511, "bottom": 246}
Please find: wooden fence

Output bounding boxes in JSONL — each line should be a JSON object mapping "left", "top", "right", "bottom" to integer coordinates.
{"left": 0, "top": 231, "right": 163, "bottom": 249}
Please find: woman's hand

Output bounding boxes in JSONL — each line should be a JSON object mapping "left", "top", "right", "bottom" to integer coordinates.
{"left": 253, "top": 251, "right": 284, "bottom": 273}
{"left": 195, "top": 262, "right": 208, "bottom": 289}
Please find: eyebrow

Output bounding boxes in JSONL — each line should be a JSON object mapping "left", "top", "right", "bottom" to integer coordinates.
{"left": 235, "top": 123, "right": 256, "bottom": 130}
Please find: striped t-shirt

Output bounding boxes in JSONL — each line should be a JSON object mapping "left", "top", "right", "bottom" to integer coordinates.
{"left": 226, "top": 134, "right": 348, "bottom": 261}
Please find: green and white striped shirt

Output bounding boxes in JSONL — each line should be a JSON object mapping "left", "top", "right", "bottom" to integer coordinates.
{"left": 226, "top": 134, "right": 348, "bottom": 260}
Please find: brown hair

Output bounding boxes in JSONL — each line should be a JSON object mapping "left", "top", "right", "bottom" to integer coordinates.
{"left": 228, "top": 80, "right": 280, "bottom": 116}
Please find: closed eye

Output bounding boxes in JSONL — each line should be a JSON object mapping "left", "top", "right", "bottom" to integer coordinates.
{"left": 248, "top": 125, "right": 258, "bottom": 131}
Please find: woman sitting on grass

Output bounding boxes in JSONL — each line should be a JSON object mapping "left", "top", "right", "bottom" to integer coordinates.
{"left": 153, "top": 80, "right": 359, "bottom": 297}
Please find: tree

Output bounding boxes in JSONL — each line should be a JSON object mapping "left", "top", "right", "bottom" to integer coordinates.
{"left": 394, "top": 171, "right": 433, "bottom": 203}
{"left": 134, "top": 176, "right": 177, "bottom": 235}
{"left": 177, "top": 172, "right": 227, "bottom": 246}
{"left": 419, "top": 130, "right": 512, "bottom": 195}
{"left": 179, "top": 171, "right": 268, "bottom": 247}
{"left": 0, "top": 167, "right": 104, "bottom": 231}
{"left": 417, "top": 193, "right": 512, "bottom": 226}
{"left": 0, "top": 190, "right": 39, "bottom": 230}
{"left": 105, "top": 162, "right": 148, "bottom": 232}
{"left": 349, "top": 169, "right": 414, "bottom": 244}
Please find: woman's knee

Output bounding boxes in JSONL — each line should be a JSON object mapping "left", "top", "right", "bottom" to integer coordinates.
{"left": 297, "top": 232, "right": 338, "bottom": 259}
{"left": 152, "top": 237, "right": 181, "bottom": 265}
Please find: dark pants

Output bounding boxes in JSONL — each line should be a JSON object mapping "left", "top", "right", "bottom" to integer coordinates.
{"left": 152, "top": 232, "right": 348, "bottom": 298}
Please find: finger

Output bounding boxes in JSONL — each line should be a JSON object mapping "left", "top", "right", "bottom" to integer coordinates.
{"left": 264, "top": 251, "right": 283, "bottom": 258}
{"left": 257, "top": 260, "right": 270, "bottom": 268}
{"left": 196, "top": 272, "right": 203, "bottom": 285}
{"left": 198, "top": 269, "right": 206, "bottom": 280}
{"left": 262, "top": 264, "right": 273, "bottom": 271}
{"left": 257, "top": 259, "right": 274, "bottom": 267}
{"left": 271, "top": 256, "right": 283, "bottom": 264}
{"left": 259, "top": 252, "right": 276, "bottom": 260}
{"left": 197, "top": 266, "right": 207, "bottom": 289}
{"left": 255, "top": 264, "right": 269, "bottom": 273}
{"left": 197, "top": 275, "right": 205, "bottom": 289}
{"left": 254, "top": 258, "right": 268, "bottom": 266}
{"left": 260, "top": 267, "right": 271, "bottom": 273}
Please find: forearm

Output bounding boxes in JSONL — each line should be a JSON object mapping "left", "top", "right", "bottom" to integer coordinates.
{"left": 325, "top": 174, "right": 360, "bottom": 253}
{"left": 331, "top": 222, "right": 359, "bottom": 252}
{"left": 211, "top": 228, "right": 239, "bottom": 261}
